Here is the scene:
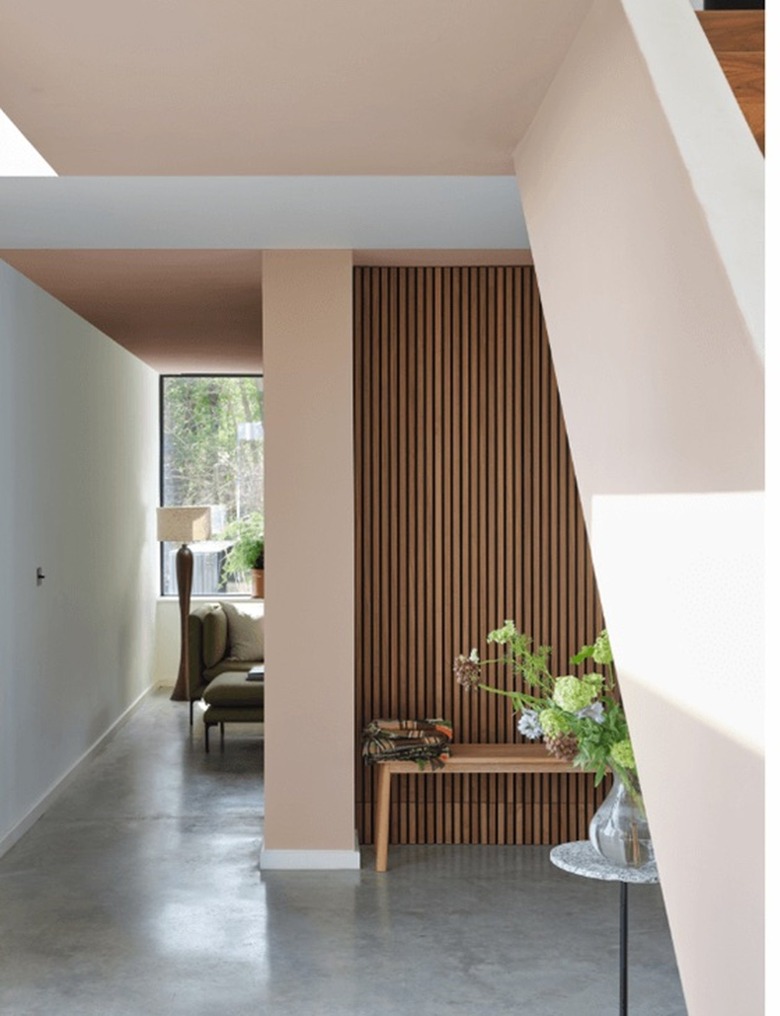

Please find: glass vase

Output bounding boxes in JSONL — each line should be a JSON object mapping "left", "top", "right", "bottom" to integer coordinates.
{"left": 589, "top": 772, "right": 654, "bottom": 868}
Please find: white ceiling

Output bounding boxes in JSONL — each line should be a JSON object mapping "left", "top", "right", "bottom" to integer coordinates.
{"left": 0, "top": 177, "right": 527, "bottom": 249}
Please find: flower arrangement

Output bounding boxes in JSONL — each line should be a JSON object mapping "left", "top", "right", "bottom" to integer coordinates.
{"left": 454, "top": 621, "right": 640, "bottom": 799}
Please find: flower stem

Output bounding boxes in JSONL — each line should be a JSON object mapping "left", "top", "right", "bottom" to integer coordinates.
{"left": 477, "top": 683, "right": 537, "bottom": 712}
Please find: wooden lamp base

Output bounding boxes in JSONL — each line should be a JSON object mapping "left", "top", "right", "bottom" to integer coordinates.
{"left": 170, "top": 543, "right": 193, "bottom": 702}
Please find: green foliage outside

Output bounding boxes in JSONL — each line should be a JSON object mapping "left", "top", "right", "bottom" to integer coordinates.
{"left": 162, "top": 376, "right": 264, "bottom": 592}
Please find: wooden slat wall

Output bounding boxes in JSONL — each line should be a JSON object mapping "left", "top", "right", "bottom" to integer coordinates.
{"left": 354, "top": 266, "right": 607, "bottom": 846}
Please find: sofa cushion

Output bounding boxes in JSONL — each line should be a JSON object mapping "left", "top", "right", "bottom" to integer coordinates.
{"left": 222, "top": 601, "right": 265, "bottom": 661}
{"left": 202, "top": 671, "right": 265, "bottom": 707}
{"left": 201, "top": 604, "right": 228, "bottom": 668}
{"left": 203, "top": 704, "right": 265, "bottom": 724}
{"left": 204, "top": 659, "right": 261, "bottom": 680}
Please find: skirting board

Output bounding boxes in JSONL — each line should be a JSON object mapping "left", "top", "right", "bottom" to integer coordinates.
{"left": 260, "top": 836, "right": 362, "bottom": 871}
{"left": 0, "top": 683, "right": 157, "bottom": 860}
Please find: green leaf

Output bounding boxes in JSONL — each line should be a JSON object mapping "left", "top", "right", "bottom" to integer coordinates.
{"left": 570, "top": 643, "right": 594, "bottom": 665}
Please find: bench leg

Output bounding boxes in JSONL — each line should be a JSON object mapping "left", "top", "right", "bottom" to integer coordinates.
{"left": 220, "top": 722, "right": 225, "bottom": 751}
{"left": 375, "top": 765, "right": 392, "bottom": 873}
{"left": 189, "top": 699, "right": 194, "bottom": 726}
{"left": 205, "top": 723, "right": 210, "bottom": 753}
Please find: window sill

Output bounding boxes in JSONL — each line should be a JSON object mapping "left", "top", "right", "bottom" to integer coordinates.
{"left": 157, "top": 594, "right": 256, "bottom": 603}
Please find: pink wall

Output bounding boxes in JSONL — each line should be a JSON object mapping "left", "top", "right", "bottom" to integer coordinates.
{"left": 516, "top": 0, "right": 762, "bottom": 515}
{"left": 515, "top": 1, "right": 764, "bottom": 1012}
{"left": 260, "top": 251, "right": 359, "bottom": 868}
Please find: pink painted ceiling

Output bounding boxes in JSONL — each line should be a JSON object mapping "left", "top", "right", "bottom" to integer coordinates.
{"left": 0, "top": 0, "right": 588, "bottom": 369}
{"left": 0, "top": 250, "right": 263, "bottom": 373}
{"left": 0, "top": 1, "right": 589, "bottom": 176}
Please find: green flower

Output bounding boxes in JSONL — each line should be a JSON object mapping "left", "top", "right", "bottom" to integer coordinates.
{"left": 552, "top": 675, "right": 596, "bottom": 714}
{"left": 610, "top": 739, "right": 636, "bottom": 771}
{"left": 592, "top": 629, "right": 612, "bottom": 665}
{"left": 581, "top": 672, "right": 604, "bottom": 696}
{"left": 486, "top": 620, "right": 518, "bottom": 646}
{"left": 539, "top": 709, "right": 573, "bottom": 738}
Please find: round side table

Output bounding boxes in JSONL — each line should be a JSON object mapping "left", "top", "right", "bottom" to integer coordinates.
{"left": 550, "top": 840, "right": 658, "bottom": 1016}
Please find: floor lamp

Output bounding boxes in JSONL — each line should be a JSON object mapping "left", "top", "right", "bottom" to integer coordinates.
{"left": 157, "top": 506, "right": 211, "bottom": 713}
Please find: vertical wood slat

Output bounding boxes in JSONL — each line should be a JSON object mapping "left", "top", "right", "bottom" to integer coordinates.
{"left": 355, "top": 266, "right": 605, "bottom": 846}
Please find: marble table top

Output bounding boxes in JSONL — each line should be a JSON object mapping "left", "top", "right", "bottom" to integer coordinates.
{"left": 550, "top": 840, "right": 659, "bottom": 884}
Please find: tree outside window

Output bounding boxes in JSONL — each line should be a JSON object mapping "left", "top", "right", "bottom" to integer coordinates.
{"left": 160, "top": 375, "right": 263, "bottom": 595}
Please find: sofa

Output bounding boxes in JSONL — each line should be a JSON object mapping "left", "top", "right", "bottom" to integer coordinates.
{"left": 187, "top": 600, "right": 265, "bottom": 749}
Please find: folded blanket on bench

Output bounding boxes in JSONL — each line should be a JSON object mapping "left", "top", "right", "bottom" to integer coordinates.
{"left": 362, "top": 718, "right": 453, "bottom": 770}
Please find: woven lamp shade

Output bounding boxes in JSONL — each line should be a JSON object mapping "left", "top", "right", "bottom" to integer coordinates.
{"left": 156, "top": 506, "right": 211, "bottom": 543}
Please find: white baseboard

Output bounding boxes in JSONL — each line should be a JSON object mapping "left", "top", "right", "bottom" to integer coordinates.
{"left": 260, "top": 838, "right": 362, "bottom": 871}
{"left": 0, "top": 683, "right": 157, "bottom": 860}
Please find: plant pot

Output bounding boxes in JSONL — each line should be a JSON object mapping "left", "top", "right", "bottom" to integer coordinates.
{"left": 250, "top": 569, "right": 264, "bottom": 599}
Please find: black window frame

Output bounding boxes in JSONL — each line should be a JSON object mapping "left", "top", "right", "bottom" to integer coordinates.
{"left": 158, "top": 372, "right": 264, "bottom": 597}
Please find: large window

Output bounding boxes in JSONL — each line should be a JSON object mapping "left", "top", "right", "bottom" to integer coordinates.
{"left": 160, "top": 375, "right": 264, "bottom": 596}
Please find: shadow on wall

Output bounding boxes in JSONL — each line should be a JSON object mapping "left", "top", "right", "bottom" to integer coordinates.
{"left": 619, "top": 676, "right": 764, "bottom": 1016}
{"left": 587, "top": 490, "right": 763, "bottom": 1016}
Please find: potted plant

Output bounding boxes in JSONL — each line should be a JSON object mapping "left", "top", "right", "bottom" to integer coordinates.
{"left": 220, "top": 513, "right": 265, "bottom": 598}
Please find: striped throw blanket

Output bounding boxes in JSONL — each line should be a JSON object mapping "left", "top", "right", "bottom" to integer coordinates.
{"left": 362, "top": 718, "right": 453, "bottom": 770}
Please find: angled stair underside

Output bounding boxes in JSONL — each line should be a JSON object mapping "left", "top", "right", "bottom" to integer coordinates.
{"left": 697, "top": 10, "right": 764, "bottom": 152}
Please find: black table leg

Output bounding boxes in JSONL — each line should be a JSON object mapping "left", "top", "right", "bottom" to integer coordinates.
{"left": 619, "top": 881, "right": 629, "bottom": 1015}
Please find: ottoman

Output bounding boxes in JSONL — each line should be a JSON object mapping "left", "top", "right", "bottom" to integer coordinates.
{"left": 202, "top": 669, "right": 264, "bottom": 752}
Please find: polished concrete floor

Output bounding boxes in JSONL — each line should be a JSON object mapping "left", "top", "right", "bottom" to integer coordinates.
{"left": 0, "top": 690, "right": 686, "bottom": 1015}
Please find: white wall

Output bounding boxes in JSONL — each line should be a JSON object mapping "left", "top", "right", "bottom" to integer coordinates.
{"left": 514, "top": 1, "right": 764, "bottom": 1013}
{"left": 0, "top": 260, "right": 159, "bottom": 853}
{"left": 153, "top": 597, "right": 182, "bottom": 688}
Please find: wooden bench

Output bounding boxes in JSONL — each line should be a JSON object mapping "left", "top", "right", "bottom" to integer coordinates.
{"left": 372, "top": 743, "right": 574, "bottom": 872}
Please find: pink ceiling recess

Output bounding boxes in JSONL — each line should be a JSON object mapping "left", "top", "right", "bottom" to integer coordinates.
{"left": 0, "top": 0, "right": 589, "bottom": 369}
